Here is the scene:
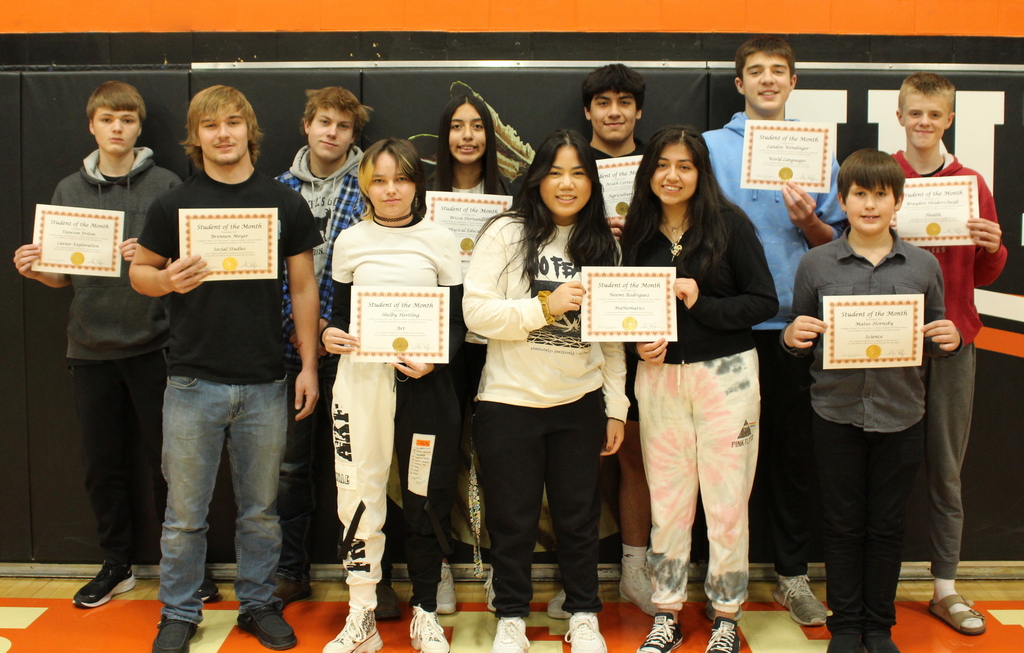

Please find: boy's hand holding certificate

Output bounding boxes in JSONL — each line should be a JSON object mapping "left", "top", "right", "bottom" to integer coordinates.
{"left": 32, "top": 204, "right": 125, "bottom": 277}
{"left": 580, "top": 266, "right": 677, "bottom": 342}
{"left": 896, "top": 176, "right": 978, "bottom": 247}
{"left": 740, "top": 120, "right": 837, "bottom": 193}
{"left": 822, "top": 295, "right": 924, "bottom": 369}
{"left": 350, "top": 287, "right": 450, "bottom": 363}
{"left": 178, "top": 208, "right": 278, "bottom": 280}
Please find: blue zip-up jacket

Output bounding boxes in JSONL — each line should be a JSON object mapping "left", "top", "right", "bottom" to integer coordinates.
{"left": 704, "top": 112, "right": 846, "bottom": 330}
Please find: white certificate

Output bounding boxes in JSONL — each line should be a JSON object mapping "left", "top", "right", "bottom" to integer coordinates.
{"left": 823, "top": 294, "right": 924, "bottom": 369}
{"left": 740, "top": 120, "right": 836, "bottom": 193}
{"left": 580, "top": 266, "right": 677, "bottom": 342}
{"left": 350, "top": 287, "right": 450, "bottom": 363}
{"left": 424, "top": 191, "right": 512, "bottom": 272}
{"left": 596, "top": 155, "right": 642, "bottom": 220}
{"left": 178, "top": 208, "right": 278, "bottom": 280}
{"left": 32, "top": 204, "right": 124, "bottom": 277}
{"left": 896, "top": 176, "right": 978, "bottom": 247}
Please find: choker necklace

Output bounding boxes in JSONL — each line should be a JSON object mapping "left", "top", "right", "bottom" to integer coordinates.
{"left": 374, "top": 211, "right": 414, "bottom": 224}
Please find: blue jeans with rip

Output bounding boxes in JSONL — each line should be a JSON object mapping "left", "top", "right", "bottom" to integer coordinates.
{"left": 158, "top": 375, "right": 287, "bottom": 623}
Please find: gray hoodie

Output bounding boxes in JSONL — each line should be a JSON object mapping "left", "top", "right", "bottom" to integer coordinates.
{"left": 51, "top": 147, "right": 180, "bottom": 359}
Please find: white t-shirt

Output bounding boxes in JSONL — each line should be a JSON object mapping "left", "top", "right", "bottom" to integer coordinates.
{"left": 333, "top": 217, "right": 462, "bottom": 288}
{"left": 463, "top": 216, "right": 627, "bottom": 420}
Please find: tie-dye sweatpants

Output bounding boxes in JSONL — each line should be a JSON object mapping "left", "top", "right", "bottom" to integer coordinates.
{"left": 636, "top": 348, "right": 760, "bottom": 613}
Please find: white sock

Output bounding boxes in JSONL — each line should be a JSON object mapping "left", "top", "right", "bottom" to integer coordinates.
{"left": 933, "top": 578, "right": 957, "bottom": 601}
{"left": 622, "top": 545, "right": 647, "bottom": 566}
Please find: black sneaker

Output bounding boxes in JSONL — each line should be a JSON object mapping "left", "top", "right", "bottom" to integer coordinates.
{"left": 861, "top": 634, "right": 901, "bottom": 653}
{"left": 826, "top": 633, "right": 864, "bottom": 653}
{"left": 705, "top": 616, "right": 740, "bottom": 653}
{"left": 637, "top": 613, "right": 683, "bottom": 653}
{"left": 274, "top": 576, "right": 312, "bottom": 607}
{"left": 237, "top": 604, "right": 297, "bottom": 650}
{"left": 198, "top": 577, "right": 221, "bottom": 603}
{"left": 73, "top": 563, "right": 136, "bottom": 608}
{"left": 374, "top": 581, "right": 401, "bottom": 621}
{"left": 152, "top": 617, "right": 197, "bottom": 653}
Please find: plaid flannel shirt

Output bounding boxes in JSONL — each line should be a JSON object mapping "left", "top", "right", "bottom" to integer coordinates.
{"left": 277, "top": 169, "right": 365, "bottom": 369}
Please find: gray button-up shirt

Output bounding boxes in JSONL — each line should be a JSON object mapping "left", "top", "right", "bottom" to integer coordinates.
{"left": 784, "top": 229, "right": 960, "bottom": 433}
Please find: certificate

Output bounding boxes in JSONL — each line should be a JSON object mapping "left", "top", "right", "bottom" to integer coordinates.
{"left": 596, "top": 155, "right": 642, "bottom": 220}
{"left": 580, "top": 266, "right": 677, "bottom": 342}
{"left": 178, "top": 208, "right": 278, "bottom": 280}
{"left": 350, "top": 287, "right": 450, "bottom": 363}
{"left": 896, "top": 176, "right": 978, "bottom": 247}
{"left": 740, "top": 120, "right": 836, "bottom": 193}
{"left": 32, "top": 204, "right": 124, "bottom": 277}
{"left": 424, "top": 191, "right": 512, "bottom": 271}
{"left": 822, "top": 294, "right": 924, "bottom": 369}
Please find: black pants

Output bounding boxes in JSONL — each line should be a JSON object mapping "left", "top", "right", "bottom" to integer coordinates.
{"left": 70, "top": 349, "right": 167, "bottom": 565}
{"left": 752, "top": 330, "right": 816, "bottom": 576}
{"left": 474, "top": 390, "right": 606, "bottom": 618}
{"left": 814, "top": 413, "right": 924, "bottom": 637}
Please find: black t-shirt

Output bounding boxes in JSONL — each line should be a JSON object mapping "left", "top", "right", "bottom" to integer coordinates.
{"left": 589, "top": 139, "right": 645, "bottom": 161}
{"left": 139, "top": 170, "right": 322, "bottom": 384}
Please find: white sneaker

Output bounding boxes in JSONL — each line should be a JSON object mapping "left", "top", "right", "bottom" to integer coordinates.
{"left": 620, "top": 562, "right": 657, "bottom": 617}
{"left": 492, "top": 616, "right": 530, "bottom": 653}
{"left": 547, "top": 590, "right": 570, "bottom": 619}
{"left": 565, "top": 612, "right": 607, "bottom": 653}
{"left": 437, "top": 561, "right": 457, "bottom": 615}
{"left": 323, "top": 609, "right": 383, "bottom": 653}
{"left": 411, "top": 605, "right": 450, "bottom": 653}
{"left": 485, "top": 568, "right": 496, "bottom": 612}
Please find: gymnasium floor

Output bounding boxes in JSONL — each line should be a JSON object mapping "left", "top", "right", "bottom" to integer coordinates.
{"left": 2, "top": 577, "right": 1022, "bottom": 652}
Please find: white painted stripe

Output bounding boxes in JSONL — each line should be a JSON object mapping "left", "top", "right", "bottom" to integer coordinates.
{"left": 976, "top": 289, "right": 1024, "bottom": 322}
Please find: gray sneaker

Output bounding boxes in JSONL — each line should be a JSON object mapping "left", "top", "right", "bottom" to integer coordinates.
{"left": 773, "top": 575, "right": 826, "bottom": 626}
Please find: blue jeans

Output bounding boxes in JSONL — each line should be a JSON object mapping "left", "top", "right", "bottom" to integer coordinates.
{"left": 158, "top": 376, "right": 287, "bottom": 623}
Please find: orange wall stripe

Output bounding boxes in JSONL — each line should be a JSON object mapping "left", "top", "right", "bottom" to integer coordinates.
{"left": 975, "top": 326, "right": 1024, "bottom": 359}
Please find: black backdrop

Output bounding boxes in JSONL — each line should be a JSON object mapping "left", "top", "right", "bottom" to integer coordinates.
{"left": 4, "top": 62, "right": 1022, "bottom": 568}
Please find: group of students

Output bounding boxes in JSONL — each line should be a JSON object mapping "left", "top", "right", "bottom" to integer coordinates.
{"left": 12, "top": 33, "right": 1007, "bottom": 653}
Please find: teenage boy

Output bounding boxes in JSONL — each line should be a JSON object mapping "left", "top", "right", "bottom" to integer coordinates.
{"left": 704, "top": 35, "right": 845, "bottom": 626}
{"left": 893, "top": 72, "right": 1006, "bottom": 636}
{"left": 581, "top": 63, "right": 656, "bottom": 618}
{"left": 12, "top": 81, "right": 179, "bottom": 609}
{"left": 131, "top": 85, "right": 322, "bottom": 653}
{"left": 273, "top": 86, "right": 371, "bottom": 608}
{"left": 784, "top": 148, "right": 961, "bottom": 653}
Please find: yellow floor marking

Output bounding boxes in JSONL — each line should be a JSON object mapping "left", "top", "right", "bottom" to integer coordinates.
{"left": 741, "top": 611, "right": 828, "bottom": 653}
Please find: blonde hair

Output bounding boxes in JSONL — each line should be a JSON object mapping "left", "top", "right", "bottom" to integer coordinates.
{"left": 899, "top": 72, "right": 956, "bottom": 112}
{"left": 357, "top": 138, "right": 427, "bottom": 221}
{"left": 87, "top": 81, "right": 146, "bottom": 121}
{"left": 182, "top": 85, "right": 263, "bottom": 168}
{"left": 301, "top": 87, "right": 372, "bottom": 137}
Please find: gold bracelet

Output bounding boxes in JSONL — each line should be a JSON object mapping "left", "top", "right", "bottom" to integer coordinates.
{"left": 537, "top": 290, "right": 556, "bottom": 325}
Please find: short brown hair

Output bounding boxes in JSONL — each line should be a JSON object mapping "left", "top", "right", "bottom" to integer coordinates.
{"left": 898, "top": 72, "right": 956, "bottom": 112}
{"left": 86, "top": 81, "right": 146, "bottom": 121}
{"left": 838, "top": 148, "right": 905, "bottom": 201}
{"left": 182, "top": 85, "right": 263, "bottom": 169}
{"left": 301, "top": 87, "right": 372, "bottom": 137}
{"left": 357, "top": 138, "right": 427, "bottom": 221}
{"left": 734, "top": 35, "right": 796, "bottom": 78}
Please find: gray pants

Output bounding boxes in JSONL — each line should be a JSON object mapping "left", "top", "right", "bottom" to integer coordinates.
{"left": 924, "top": 344, "right": 976, "bottom": 580}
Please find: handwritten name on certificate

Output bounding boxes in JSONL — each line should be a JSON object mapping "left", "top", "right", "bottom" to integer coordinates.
{"left": 740, "top": 121, "right": 836, "bottom": 193}
{"left": 350, "top": 287, "right": 450, "bottom": 364}
{"left": 32, "top": 204, "right": 124, "bottom": 277}
{"left": 424, "top": 191, "right": 512, "bottom": 267}
{"left": 596, "top": 155, "right": 642, "bottom": 220}
{"left": 823, "top": 294, "right": 924, "bottom": 369}
{"left": 897, "top": 176, "right": 978, "bottom": 247}
{"left": 580, "top": 266, "right": 677, "bottom": 342}
{"left": 178, "top": 208, "right": 278, "bottom": 280}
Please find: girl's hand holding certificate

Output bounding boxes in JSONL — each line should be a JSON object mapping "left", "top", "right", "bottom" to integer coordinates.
{"left": 322, "top": 327, "right": 359, "bottom": 354}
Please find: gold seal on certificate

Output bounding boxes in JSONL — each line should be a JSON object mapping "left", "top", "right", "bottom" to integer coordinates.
{"left": 596, "top": 155, "right": 642, "bottom": 220}
{"left": 31, "top": 204, "right": 125, "bottom": 278}
{"left": 897, "top": 176, "right": 978, "bottom": 246}
{"left": 351, "top": 287, "right": 450, "bottom": 363}
{"left": 740, "top": 120, "right": 837, "bottom": 193}
{"left": 425, "top": 192, "right": 512, "bottom": 273}
{"left": 581, "top": 266, "right": 677, "bottom": 342}
{"left": 823, "top": 295, "right": 925, "bottom": 369}
{"left": 178, "top": 208, "right": 279, "bottom": 280}
{"left": 460, "top": 238, "right": 475, "bottom": 253}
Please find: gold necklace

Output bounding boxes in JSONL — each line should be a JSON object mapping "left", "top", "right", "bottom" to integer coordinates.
{"left": 663, "top": 222, "right": 684, "bottom": 258}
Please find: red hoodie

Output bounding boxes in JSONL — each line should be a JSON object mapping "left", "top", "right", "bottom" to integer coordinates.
{"left": 894, "top": 151, "right": 1008, "bottom": 344}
